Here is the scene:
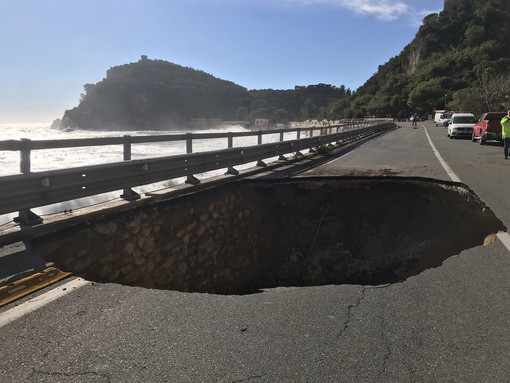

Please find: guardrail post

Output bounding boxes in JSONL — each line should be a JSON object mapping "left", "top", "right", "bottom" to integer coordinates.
{"left": 278, "top": 131, "right": 286, "bottom": 161}
{"left": 14, "top": 139, "right": 43, "bottom": 226}
{"left": 225, "top": 132, "right": 239, "bottom": 175}
{"left": 20, "top": 139, "right": 31, "bottom": 174}
{"left": 336, "top": 125, "right": 344, "bottom": 144}
{"left": 294, "top": 129, "right": 303, "bottom": 157}
{"left": 256, "top": 130, "right": 266, "bottom": 167}
{"left": 120, "top": 135, "right": 141, "bottom": 201}
{"left": 185, "top": 133, "right": 200, "bottom": 184}
{"left": 309, "top": 128, "right": 317, "bottom": 153}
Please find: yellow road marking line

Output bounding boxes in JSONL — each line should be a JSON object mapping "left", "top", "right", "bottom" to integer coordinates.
{"left": 0, "top": 267, "right": 71, "bottom": 307}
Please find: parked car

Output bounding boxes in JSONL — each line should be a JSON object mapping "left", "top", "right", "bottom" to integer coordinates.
{"left": 434, "top": 110, "right": 453, "bottom": 126}
{"left": 471, "top": 112, "right": 507, "bottom": 145}
{"left": 446, "top": 113, "right": 477, "bottom": 139}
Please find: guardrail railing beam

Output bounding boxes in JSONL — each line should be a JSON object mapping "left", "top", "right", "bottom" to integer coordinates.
{"left": 0, "top": 121, "right": 394, "bottom": 225}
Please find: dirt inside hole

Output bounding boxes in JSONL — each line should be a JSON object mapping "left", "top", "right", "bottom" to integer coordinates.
{"left": 31, "top": 177, "right": 506, "bottom": 294}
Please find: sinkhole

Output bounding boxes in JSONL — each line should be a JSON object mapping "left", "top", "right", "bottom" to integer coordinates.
{"left": 31, "top": 177, "right": 505, "bottom": 294}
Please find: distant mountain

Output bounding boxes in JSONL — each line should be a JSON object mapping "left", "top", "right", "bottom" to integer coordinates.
{"left": 60, "top": 57, "right": 350, "bottom": 130}
{"left": 345, "top": 0, "right": 510, "bottom": 118}
{"left": 61, "top": 58, "right": 251, "bottom": 130}
{"left": 59, "top": 0, "right": 506, "bottom": 129}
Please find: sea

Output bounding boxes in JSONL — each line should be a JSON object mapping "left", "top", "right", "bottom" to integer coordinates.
{"left": 0, "top": 122, "right": 301, "bottom": 226}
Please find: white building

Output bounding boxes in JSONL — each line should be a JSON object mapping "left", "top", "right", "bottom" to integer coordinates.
{"left": 254, "top": 119, "right": 269, "bottom": 129}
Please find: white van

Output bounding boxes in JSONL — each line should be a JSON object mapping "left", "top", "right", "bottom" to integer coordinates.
{"left": 434, "top": 110, "right": 453, "bottom": 126}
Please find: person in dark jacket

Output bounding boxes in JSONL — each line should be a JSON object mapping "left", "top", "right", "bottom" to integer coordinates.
{"left": 411, "top": 114, "right": 418, "bottom": 126}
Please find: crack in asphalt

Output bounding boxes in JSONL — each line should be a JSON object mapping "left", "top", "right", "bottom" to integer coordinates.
{"left": 377, "top": 315, "right": 392, "bottom": 381}
{"left": 332, "top": 283, "right": 395, "bottom": 343}
{"left": 332, "top": 286, "right": 366, "bottom": 343}
{"left": 367, "top": 282, "right": 402, "bottom": 381}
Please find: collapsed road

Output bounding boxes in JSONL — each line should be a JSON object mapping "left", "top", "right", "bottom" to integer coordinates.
{"left": 29, "top": 177, "right": 504, "bottom": 294}
{"left": 2, "top": 120, "right": 510, "bottom": 383}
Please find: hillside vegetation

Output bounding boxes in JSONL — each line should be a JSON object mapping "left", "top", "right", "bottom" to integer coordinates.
{"left": 348, "top": 0, "right": 510, "bottom": 118}
{"left": 62, "top": 59, "right": 251, "bottom": 130}
{"left": 61, "top": 58, "right": 349, "bottom": 130}
{"left": 60, "top": 0, "right": 510, "bottom": 130}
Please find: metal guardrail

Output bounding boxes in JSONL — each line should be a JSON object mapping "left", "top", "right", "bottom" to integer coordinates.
{"left": 0, "top": 121, "right": 393, "bottom": 225}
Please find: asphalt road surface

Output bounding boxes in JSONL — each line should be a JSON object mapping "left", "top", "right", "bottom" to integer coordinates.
{"left": 2, "top": 120, "right": 510, "bottom": 382}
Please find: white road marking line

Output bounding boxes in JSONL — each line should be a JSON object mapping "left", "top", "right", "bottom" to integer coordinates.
{"left": 497, "top": 232, "right": 510, "bottom": 252}
{"left": 0, "top": 278, "right": 89, "bottom": 328}
{"left": 422, "top": 125, "right": 510, "bottom": 252}
{"left": 324, "top": 151, "right": 352, "bottom": 165}
{"left": 423, "top": 126, "right": 462, "bottom": 182}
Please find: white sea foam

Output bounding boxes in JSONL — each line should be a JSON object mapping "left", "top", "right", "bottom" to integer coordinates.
{"left": 0, "top": 123, "right": 304, "bottom": 226}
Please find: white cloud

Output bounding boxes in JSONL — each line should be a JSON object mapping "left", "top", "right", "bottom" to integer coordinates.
{"left": 339, "top": 0, "right": 408, "bottom": 21}
{"left": 200, "top": 0, "right": 440, "bottom": 23}
{"left": 283, "top": 0, "right": 410, "bottom": 21}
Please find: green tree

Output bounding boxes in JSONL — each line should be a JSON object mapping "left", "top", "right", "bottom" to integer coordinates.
{"left": 329, "top": 98, "right": 351, "bottom": 119}
{"left": 236, "top": 106, "right": 249, "bottom": 120}
{"left": 251, "top": 99, "right": 271, "bottom": 111}
{"left": 451, "top": 88, "right": 482, "bottom": 115}
{"left": 350, "top": 94, "right": 372, "bottom": 118}
{"left": 464, "top": 24, "right": 485, "bottom": 46}
{"left": 299, "top": 98, "right": 318, "bottom": 120}
{"left": 271, "top": 108, "right": 288, "bottom": 123}
{"left": 249, "top": 108, "right": 272, "bottom": 120}
{"left": 366, "top": 93, "right": 391, "bottom": 117}
{"left": 407, "top": 78, "right": 446, "bottom": 114}
{"left": 345, "top": 0, "right": 510, "bottom": 122}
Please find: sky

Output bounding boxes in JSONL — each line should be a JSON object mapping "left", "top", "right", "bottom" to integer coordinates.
{"left": 0, "top": 0, "right": 444, "bottom": 123}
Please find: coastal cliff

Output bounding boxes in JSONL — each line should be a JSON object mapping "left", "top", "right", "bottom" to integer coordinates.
{"left": 61, "top": 57, "right": 251, "bottom": 130}
{"left": 58, "top": 0, "right": 510, "bottom": 129}
{"left": 352, "top": 0, "right": 510, "bottom": 117}
{"left": 59, "top": 56, "right": 349, "bottom": 131}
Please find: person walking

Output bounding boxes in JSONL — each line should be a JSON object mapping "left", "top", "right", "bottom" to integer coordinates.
{"left": 501, "top": 111, "right": 510, "bottom": 159}
{"left": 411, "top": 113, "right": 418, "bottom": 126}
